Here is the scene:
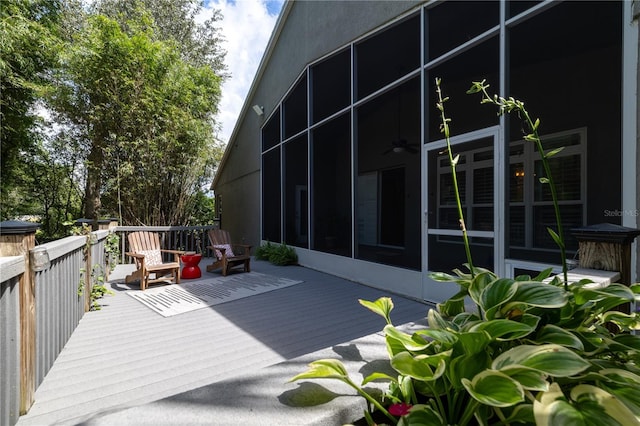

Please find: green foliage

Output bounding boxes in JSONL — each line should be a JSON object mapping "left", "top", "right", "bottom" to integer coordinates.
{"left": 79, "top": 264, "right": 113, "bottom": 310}
{"left": 49, "top": 10, "right": 223, "bottom": 225}
{"left": 2, "top": 0, "right": 226, "bottom": 232}
{"left": 105, "top": 232, "right": 120, "bottom": 273}
{"left": 89, "top": 265, "right": 113, "bottom": 311}
{"left": 255, "top": 241, "right": 298, "bottom": 266}
{"left": 0, "top": 0, "right": 64, "bottom": 189}
{"left": 292, "top": 81, "right": 640, "bottom": 425}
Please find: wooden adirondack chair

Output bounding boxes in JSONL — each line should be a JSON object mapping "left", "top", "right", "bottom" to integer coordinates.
{"left": 206, "top": 229, "right": 252, "bottom": 276}
{"left": 125, "top": 231, "right": 183, "bottom": 290}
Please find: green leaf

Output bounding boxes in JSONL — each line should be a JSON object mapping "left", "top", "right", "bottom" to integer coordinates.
{"left": 493, "top": 344, "right": 590, "bottom": 377}
{"left": 534, "top": 398, "right": 586, "bottom": 426}
{"left": 547, "top": 227, "right": 564, "bottom": 250}
{"left": 449, "top": 351, "right": 491, "bottom": 390}
{"left": 289, "top": 358, "right": 349, "bottom": 382}
{"left": 387, "top": 334, "right": 411, "bottom": 358}
{"left": 450, "top": 312, "right": 481, "bottom": 330}
{"left": 533, "top": 268, "right": 554, "bottom": 282}
{"left": 470, "top": 319, "right": 535, "bottom": 341}
{"left": 573, "top": 283, "right": 634, "bottom": 310}
{"left": 429, "top": 271, "right": 459, "bottom": 282}
{"left": 503, "top": 404, "right": 536, "bottom": 425}
{"left": 454, "top": 331, "right": 490, "bottom": 355}
{"left": 533, "top": 118, "right": 541, "bottom": 130}
{"left": 461, "top": 370, "right": 524, "bottom": 407}
{"left": 359, "top": 297, "right": 394, "bottom": 324}
{"left": 545, "top": 147, "right": 564, "bottom": 157}
{"left": 500, "top": 365, "right": 549, "bottom": 391}
{"left": 361, "top": 372, "right": 397, "bottom": 386}
{"left": 479, "top": 278, "right": 517, "bottom": 319}
{"left": 437, "top": 289, "right": 468, "bottom": 317}
{"left": 601, "top": 311, "right": 640, "bottom": 330}
{"left": 598, "top": 369, "right": 640, "bottom": 417}
{"left": 509, "top": 281, "right": 568, "bottom": 308}
{"left": 570, "top": 385, "right": 640, "bottom": 426}
{"left": 536, "top": 324, "right": 584, "bottom": 350}
{"left": 539, "top": 177, "right": 550, "bottom": 184}
{"left": 469, "top": 272, "right": 496, "bottom": 307}
{"left": 390, "top": 352, "right": 446, "bottom": 382}
{"left": 399, "top": 404, "right": 445, "bottom": 426}
{"left": 427, "top": 309, "right": 451, "bottom": 331}
{"left": 414, "top": 329, "right": 458, "bottom": 347}
{"left": 384, "top": 325, "right": 431, "bottom": 352}
{"left": 611, "top": 333, "right": 640, "bottom": 350}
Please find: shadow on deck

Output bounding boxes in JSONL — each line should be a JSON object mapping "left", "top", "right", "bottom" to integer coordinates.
{"left": 16, "top": 259, "right": 433, "bottom": 425}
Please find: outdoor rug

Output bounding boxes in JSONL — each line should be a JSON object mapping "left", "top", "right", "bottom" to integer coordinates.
{"left": 127, "top": 272, "right": 303, "bottom": 317}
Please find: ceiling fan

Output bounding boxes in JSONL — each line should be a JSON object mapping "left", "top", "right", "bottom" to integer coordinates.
{"left": 383, "top": 138, "right": 418, "bottom": 155}
{"left": 382, "top": 86, "right": 418, "bottom": 155}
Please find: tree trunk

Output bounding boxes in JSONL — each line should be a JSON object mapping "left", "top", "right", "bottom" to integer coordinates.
{"left": 83, "top": 141, "right": 103, "bottom": 230}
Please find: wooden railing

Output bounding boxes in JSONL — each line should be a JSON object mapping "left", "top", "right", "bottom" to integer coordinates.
{"left": 0, "top": 222, "right": 219, "bottom": 426}
{"left": 113, "top": 225, "right": 220, "bottom": 264}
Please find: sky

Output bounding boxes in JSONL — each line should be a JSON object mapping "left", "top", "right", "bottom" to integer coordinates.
{"left": 198, "top": 0, "right": 285, "bottom": 144}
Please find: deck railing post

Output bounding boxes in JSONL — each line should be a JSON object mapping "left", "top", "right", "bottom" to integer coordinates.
{"left": 0, "top": 220, "right": 41, "bottom": 414}
{"left": 572, "top": 223, "right": 640, "bottom": 314}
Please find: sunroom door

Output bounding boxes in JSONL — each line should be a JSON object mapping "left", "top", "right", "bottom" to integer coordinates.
{"left": 423, "top": 127, "right": 504, "bottom": 303}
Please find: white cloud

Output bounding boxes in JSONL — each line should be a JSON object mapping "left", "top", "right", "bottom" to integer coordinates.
{"left": 199, "top": 0, "right": 283, "bottom": 144}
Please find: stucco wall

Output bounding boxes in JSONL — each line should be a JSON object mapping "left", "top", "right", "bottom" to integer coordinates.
{"left": 213, "top": 0, "right": 423, "bottom": 247}
{"left": 634, "top": 0, "right": 640, "bottom": 281}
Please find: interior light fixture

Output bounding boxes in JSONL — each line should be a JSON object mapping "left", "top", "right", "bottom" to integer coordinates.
{"left": 252, "top": 105, "right": 264, "bottom": 116}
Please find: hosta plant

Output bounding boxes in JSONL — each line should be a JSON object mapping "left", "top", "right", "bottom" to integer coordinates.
{"left": 291, "top": 80, "right": 640, "bottom": 425}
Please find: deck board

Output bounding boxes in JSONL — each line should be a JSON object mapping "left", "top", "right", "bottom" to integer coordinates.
{"left": 16, "top": 259, "right": 433, "bottom": 425}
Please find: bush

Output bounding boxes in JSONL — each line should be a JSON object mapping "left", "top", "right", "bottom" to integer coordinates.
{"left": 255, "top": 241, "right": 298, "bottom": 266}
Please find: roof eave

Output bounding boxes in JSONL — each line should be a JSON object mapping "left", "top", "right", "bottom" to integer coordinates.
{"left": 211, "top": 0, "right": 294, "bottom": 190}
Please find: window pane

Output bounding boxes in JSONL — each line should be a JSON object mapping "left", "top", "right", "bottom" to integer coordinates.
{"left": 283, "top": 74, "right": 307, "bottom": 139}
{"left": 312, "top": 113, "right": 352, "bottom": 256}
{"left": 284, "top": 135, "right": 308, "bottom": 247}
{"left": 429, "top": 235, "right": 494, "bottom": 273}
{"left": 311, "top": 49, "right": 350, "bottom": 123}
{"left": 473, "top": 167, "right": 493, "bottom": 204}
{"left": 534, "top": 155, "right": 581, "bottom": 202}
{"left": 440, "top": 171, "right": 466, "bottom": 206}
{"left": 533, "top": 204, "right": 582, "bottom": 250}
{"left": 427, "top": 1, "right": 499, "bottom": 61}
{"left": 510, "top": 163, "right": 525, "bottom": 202}
{"left": 472, "top": 206, "right": 493, "bottom": 232}
{"left": 356, "top": 14, "right": 420, "bottom": 100}
{"left": 380, "top": 167, "right": 405, "bottom": 247}
{"left": 507, "top": 0, "right": 543, "bottom": 19}
{"left": 509, "top": 206, "right": 525, "bottom": 246}
{"left": 262, "top": 108, "right": 280, "bottom": 152}
{"left": 429, "top": 137, "right": 493, "bottom": 231}
{"left": 427, "top": 38, "right": 499, "bottom": 141}
{"left": 355, "top": 78, "right": 421, "bottom": 269}
{"left": 262, "top": 147, "right": 281, "bottom": 242}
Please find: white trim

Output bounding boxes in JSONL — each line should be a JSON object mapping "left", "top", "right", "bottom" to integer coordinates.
{"left": 423, "top": 126, "right": 501, "bottom": 301}
{"left": 504, "top": 259, "right": 562, "bottom": 279}
{"left": 294, "top": 247, "right": 424, "bottom": 301}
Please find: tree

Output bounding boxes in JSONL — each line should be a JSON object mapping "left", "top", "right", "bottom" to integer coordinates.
{"left": 0, "top": 0, "right": 63, "bottom": 194}
{"left": 93, "top": 0, "right": 227, "bottom": 72}
{"left": 50, "top": 11, "right": 224, "bottom": 226}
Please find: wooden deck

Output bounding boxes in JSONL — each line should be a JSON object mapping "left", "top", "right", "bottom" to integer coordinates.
{"left": 16, "top": 259, "right": 433, "bottom": 425}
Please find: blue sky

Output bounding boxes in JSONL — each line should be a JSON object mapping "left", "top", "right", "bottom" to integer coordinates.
{"left": 199, "top": 0, "right": 285, "bottom": 143}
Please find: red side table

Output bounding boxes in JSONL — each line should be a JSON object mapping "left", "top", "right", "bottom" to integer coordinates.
{"left": 180, "top": 253, "right": 202, "bottom": 279}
